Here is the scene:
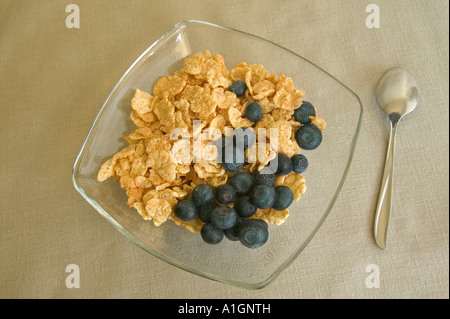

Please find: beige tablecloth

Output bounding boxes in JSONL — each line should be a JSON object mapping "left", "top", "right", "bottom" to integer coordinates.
{"left": 1, "top": 0, "right": 448, "bottom": 298}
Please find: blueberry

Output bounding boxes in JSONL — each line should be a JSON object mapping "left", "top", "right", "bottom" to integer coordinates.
{"left": 201, "top": 223, "right": 224, "bottom": 244}
{"left": 272, "top": 185, "right": 294, "bottom": 210}
{"left": 210, "top": 205, "right": 238, "bottom": 229}
{"left": 224, "top": 217, "right": 243, "bottom": 241}
{"left": 253, "top": 168, "right": 276, "bottom": 187}
{"left": 222, "top": 145, "right": 245, "bottom": 172}
{"left": 293, "top": 101, "right": 316, "bottom": 124}
{"left": 238, "top": 195, "right": 251, "bottom": 201}
{"left": 235, "top": 196, "right": 257, "bottom": 218}
{"left": 295, "top": 124, "right": 322, "bottom": 150}
{"left": 269, "top": 153, "right": 293, "bottom": 176}
{"left": 251, "top": 184, "right": 276, "bottom": 209}
{"left": 230, "top": 172, "right": 254, "bottom": 195}
{"left": 229, "top": 80, "right": 247, "bottom": 97}
{"left": 251, "top": 218, "right": 269, "bottom": 231}
{"left": 192, "top": 184, "right": 214, "bottom": 205}
{"left": 291, "top": 154, "right": 309, "bottom": 173}
{"left": 215, "top": 184, "right": 237, "bottom": 204}
{"left": 233, "top": 127, "right": 256, "bottom": 149}
{"left": 245, "top": 102, "right": 263, "bottom": 122}
{"left": 197, "top": 202, "right": 217, "bottom": 223}
{"left": 238, "top": 219, "right": 269, "bottom": 249}
{"left": 174, "top": 199, "right": 198, "bottom": 221}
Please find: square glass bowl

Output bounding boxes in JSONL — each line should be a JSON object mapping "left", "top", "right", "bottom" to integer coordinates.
{"left": 72, "top": 20, "right": 363, "bottom": 289}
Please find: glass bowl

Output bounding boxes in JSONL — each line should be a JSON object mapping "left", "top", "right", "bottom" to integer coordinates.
{"left": 72, "top": 20, "right": 363, "bottom": 289}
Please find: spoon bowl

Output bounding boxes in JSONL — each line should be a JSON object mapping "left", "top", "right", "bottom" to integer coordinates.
{"left": 376, "top": 67, "right": 419, "bottom": 122}
{"left": 373, "top": 67, "right": 418, "bottom": 249}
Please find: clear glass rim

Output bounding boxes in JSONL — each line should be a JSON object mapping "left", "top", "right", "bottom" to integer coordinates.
{"left": 72, "top": 20, "right": 364, "bottom": 290}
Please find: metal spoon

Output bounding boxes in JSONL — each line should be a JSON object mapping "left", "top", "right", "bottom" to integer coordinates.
{"left": 373, "top": 67, "right": 419, "bottom": 249}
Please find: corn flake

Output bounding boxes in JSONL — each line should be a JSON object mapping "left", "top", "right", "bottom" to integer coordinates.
{"left": 254, "top": 208, "right": 290, "bottom": 225}
{"left": 227, "top": 107, "right": 253, "bottom": 128}
{"left": 152, "top": 75, "right": 186, "bottom": 98}
{"left": 97, "top": 144, "right": 136, "bottom": 182}
{"left": 281, "top": 172, "right": 307, "bottom": 201}
{"left": 145, "top": 198, "right": 172, "bottom": 226}
{"left": 153, "top": 97, "right": 175, "bottom": 132}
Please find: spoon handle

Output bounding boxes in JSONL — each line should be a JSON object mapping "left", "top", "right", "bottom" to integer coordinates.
{"left": 374, "top": 121, "right": 398, "bottom": 249}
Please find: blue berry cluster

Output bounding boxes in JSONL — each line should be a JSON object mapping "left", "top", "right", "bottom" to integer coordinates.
{"left": 174, "top": 156, "right": 308, "bottom": 248}
{"left": 174, "top": 175, "right": 277, "bottom": 248}
{"left": 293, "top": 101, "right": 322, "bottom": 150}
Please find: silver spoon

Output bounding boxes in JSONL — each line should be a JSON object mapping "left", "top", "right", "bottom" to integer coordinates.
{"left": 373, "top": 67, "right": 419, "bottom": 249}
